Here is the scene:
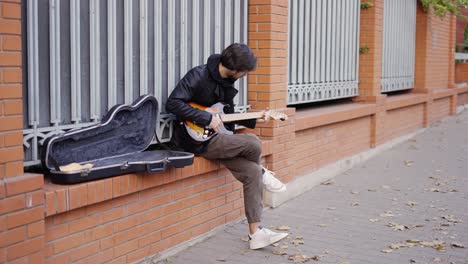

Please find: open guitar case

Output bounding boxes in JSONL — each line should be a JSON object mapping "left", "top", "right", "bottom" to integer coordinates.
{"left": 41, "top": 95, "right": 194, "bottom": 184}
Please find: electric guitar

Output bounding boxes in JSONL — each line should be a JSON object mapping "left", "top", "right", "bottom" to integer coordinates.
{"left": 184, "top": 102, "right": 288, "bottom": 142}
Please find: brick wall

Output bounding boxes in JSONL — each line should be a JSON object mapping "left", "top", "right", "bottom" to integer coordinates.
{"left": 0, "top": 1, "right": 464, "bottom": 263}
{"left": 455, "top": 62, "right": 468, "bottom": 83}
{"left": 295, "top": 116, "right": 371, "bottom": 176}
{"left": 385, "top": 104, "right": 425, "bottom": 142}
{"left": 458, "top": 91, "right": 468, "bottom": 106}
{"left": 44, "top": 166, "right": 246, "bottom": 263}
{"left": 1, "top": 1, "right": 46, "bottom": 263}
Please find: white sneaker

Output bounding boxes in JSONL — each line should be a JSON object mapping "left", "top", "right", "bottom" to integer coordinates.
{"left": 262, "top": 167, "right": 286, "bottom": 193}
{"left": 249, "top": 227, "right": 289, "bottom": 250}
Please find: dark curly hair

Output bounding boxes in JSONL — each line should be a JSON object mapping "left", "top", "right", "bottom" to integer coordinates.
{"left": 221, "top": 43, "right": 257, "bottom": 72}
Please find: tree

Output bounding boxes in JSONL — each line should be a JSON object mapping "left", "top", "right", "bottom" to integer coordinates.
{"left": 419, "top": 0, "right": 468, "bottom": 18}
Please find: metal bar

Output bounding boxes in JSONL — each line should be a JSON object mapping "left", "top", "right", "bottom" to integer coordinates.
{"left": 71, "top": 0, "right": 81, "bottom": 123}
{"left": 27, "top": 0, "right": 39, "bottom": 126}
{"left": 214, "top": 0, "right": 222, "bottom": 53}
{"left": 242, "top": 0, "right": 248, "bottom": 105}
{"left": 310, "top": 0, "right": 316, "bottom": 83}
{"left": 140, "top": 0, "right": 149, "bottom": 95}
{"left": 224, "top": 0, "right": 232, "bottom": 48}
{"left": 350, "top": 0, "right": 357, "bottom": 81}
{"left": 168, "top": 0, "right": 175, "bottom": 94}
{"left": 192, "top": 0, "right": 200, "bottom": 67}
{"left": 338, "top": 0, "right": 344, "bottom": 81}
{"left": 108, "top": 0, "right": 118, "bottom": 108}
{"left": 330, "top": 0, "right": 336, "bottom": 82}
{"left": 297, "top": 0, "right": 304, "bottom": 84}
{"left": 291, "top": 0, "right": 297, "bottom": 84}
{"left": 303, "top": 0, "right": 310, "bottom": 84}
{"left": 154, "top": 0, "right": 162, "bottom": 104}
{"left": 325, "top": 0, "right": 332, "bottom": 82}
{"left": 234, "top": 0, "right": 241, "bottom": 43}
{"left": 320, "top": 0, "right": 326, "bottom": 82}
{"left": 90, "top": 0, "right": 101, "bottom": 120}
{"left": 203, "top": 0, "right": 211, "bottom": 61}
{"left": 355, "top": 0, "right": 361, "bottom": 84}
{"left": 180, "top": 0, "right": 188, "bottom": 76}
{"left": 49, "top": 0, "right": 61, "bottom": 124}
{"left": 124, "top": 0, "right": 134, "bottom": 104}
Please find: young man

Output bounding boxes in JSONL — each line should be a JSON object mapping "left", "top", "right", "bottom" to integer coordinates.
{"left": 166, "top": 43, "right": 288, "bottom": 249}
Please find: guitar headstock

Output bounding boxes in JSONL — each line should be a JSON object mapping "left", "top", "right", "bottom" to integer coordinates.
{"left": 263, "top": 110, "right": 288, "bottom": 121}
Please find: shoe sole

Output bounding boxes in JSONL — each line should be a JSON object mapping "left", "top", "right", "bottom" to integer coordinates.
{"left": 265, "top": 185, "right": 287, "bottom": 193}
{"left": 249, "top": 233, "right": 289, "bottom": 250}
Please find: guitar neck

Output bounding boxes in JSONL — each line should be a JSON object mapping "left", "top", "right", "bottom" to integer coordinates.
{"left": 219, "top": 112, "right": 263, "bottom": 123}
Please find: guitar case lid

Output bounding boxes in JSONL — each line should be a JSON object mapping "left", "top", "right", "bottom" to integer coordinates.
{"left": 41, "top": 95, "right": 194, "bottom": 184}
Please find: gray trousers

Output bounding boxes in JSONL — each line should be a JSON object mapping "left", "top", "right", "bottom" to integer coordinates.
{"left": 199, "top": 133, "right": 263, "bottom": 223}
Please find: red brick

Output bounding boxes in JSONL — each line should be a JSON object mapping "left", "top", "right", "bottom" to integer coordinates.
{"left": 0, "top": 180, "right": 5, "bottom": 198}
{"left": 6, "top": 236, "right": 44, "bottom": 261}
{"left": 27, "top": 220, "right": 45, "bottom": 238}
{"left": 0, "top": 84, "right": 22, "bottom": 99}
{"left": 0, "top": 146, "right": 23, "bottom": 163}
{"left": 1, "top": 3, "right": 21, "bottom": 19}
{"left": 27, "top": 250, "right": 44, "bottom": 264}
{"left": 0, "top": 19, "right": 21, "bottom": 34}
{"left": 4, "top": 130, "right": 22, "bottom": 147}
{"left": 69, "top": 241, "right": 100, "bottom": 262}
{"left": 0, "top": 53, "right": 21, "bottom": 66}
{"left": 5, "top": 174, "right": 42, "bottom": 197}
{"left": 5, "top": 160, "right": 23, "bottom": 177}
{"left": 45, "top": 223, "right": 69, "bottom": 242}
{"left": 0, "top": 194, "right": 24, "bottom": 214}
{"left": 26, "top": 190, "right": 43, "bottom": 208}
{"left": 68, "top": 184, "right": 88, "bottom": 210}
{"left": 0, "top": 116, "right": 22, "bottom": 131}
{"left": 0, "top": 226, "right": 26, "bottom": 247}
{"left": 114, "top": 239, "right": 139, "bottom": 258}
{"left": 2, "top": 68, "right": 22, "bottom": 83}
{"left": 6, "top": 206, "right": 43, "bottom": 229}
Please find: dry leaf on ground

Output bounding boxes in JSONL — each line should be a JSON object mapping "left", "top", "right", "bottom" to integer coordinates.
{"left": 451, "top": 242, "right": 465, "bottom": 248}
{"left": 276, "top": 225, "right": 291, "bottom": 231}
{"left": 321, "top": 180, "right": 335, "bottom": 186}
{"left": 272, "top": 250, "right": 288, "bottom": 255}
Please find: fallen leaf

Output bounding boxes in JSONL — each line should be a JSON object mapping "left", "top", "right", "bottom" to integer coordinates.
{"left": 369, "top": 218, "right": 380, "bottom": 222}
{"left": 387, "top": 222, "right": 407, "bottom": 231}
{"left": 433, "top": 258, "right": 442, "bottom": 262}
{"left": 406, "top": 201, "right": 418, "bottom": 206}
{"left": 351, "top": 202, "right": 359, "bottom": 206}
{"left": 451, "top": 242, "right": 465, "bottom": 248}
{"left": 321, "top": 180, "right": 335, "bottom": 186}
{"left": 272, "top": 243, "right": 279, "bottom": 247}
{"left": 272, "top": 250, "right": 287, "bottom": 255}
{"left": 240, "top": 249, "right": 251, "bottom": 253}
{"left": 442, "top": 215, "right": 463, "bottom": 223}
{"left": 327, "top": 207, "right": 337, "bottom": 210}
{"left": 406, "top": 239, "right": 422, "bottom": 244}
{"left": 409, "top": 259, "right": 416, "bottom": 263}
{"left": 281, "top": 245, "right": 289, "bottom": 249}
{"left": 317, "top": 224, "right": 328, "bottom": 228}
{"left": 381, "top": 185, "right": 391, "bottom": 189}
{"left": 291, "top": 239, "right": 304, "bottom": 245}
{"left": 380, "top": 211, "right": 395, "bottom": 217}
{"left": 216, "top": 259, "right": 227, "bottom": 262}
{"left": 381, "top": 249, "right": 393, "bottom": 253}
{"left": 275, "top": 225, "right": 291, "bottom": 231}
{"left": 288, "top": 254, "right": 318, "bottom": 263}
{"left": 404, "top": 160, "right": 414, "bottom": 166}
{"left": 350, "top": 191, "right": 359, "bottom": 194}
{"left": 389, "top": 243, "right": 407, "bottom": 249}
{"left": 241, "top": 236, "right": 249, "bottom": 242}
{"left": 368, "top": 188, "right": 377, "bottom": 192}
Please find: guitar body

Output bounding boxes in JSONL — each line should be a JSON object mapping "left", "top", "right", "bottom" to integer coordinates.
{"left": 184, "top": 102, "right": 233, "bottom": 142}
{"left": 184, "top": 102, "right": 287, "bottom": 142}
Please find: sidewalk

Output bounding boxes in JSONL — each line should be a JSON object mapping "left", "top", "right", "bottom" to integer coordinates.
{"left": 154, "top": 110, "right": 468, "bottom": 264}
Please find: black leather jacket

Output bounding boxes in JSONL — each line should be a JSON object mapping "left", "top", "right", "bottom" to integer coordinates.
{"left": 166, "top": 54, "right": 256, "bottom": 153}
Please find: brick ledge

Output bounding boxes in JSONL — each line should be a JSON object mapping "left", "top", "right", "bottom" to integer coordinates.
{"left": 43, "top": 140, "right": 273, "bottom": 217}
